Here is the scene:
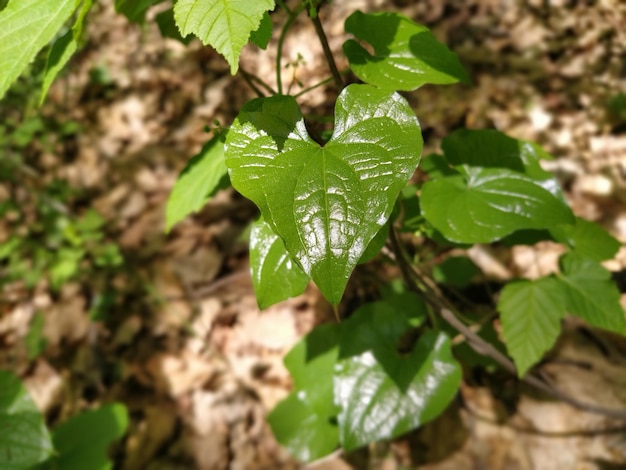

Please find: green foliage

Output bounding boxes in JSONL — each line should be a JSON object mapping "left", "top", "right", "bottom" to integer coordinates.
{"left": 269, "top": 293, "right": 461, "bottom": 459}
{"left": 250, "top": 217, "right": 310, "bottom": 309}
{"left": 0, "top": 0, "right": 79, "bottom": 100}
{"left": 225, "top": 84, "right": 422, "bottom": 304}
{"left": 1, "top": 0, "right": 624, "bottom": 465}
{"left": 343, "top": 11, "right": 470, "bottom": 91}
{"left": 0, "top": 371, "right": 53, "bottom": 469}
{"left": 165, "top": 134, "right": 229, "bottom": 232}
{"left": 40, "top": 0, "right": 93, "bottom": 104}
{"left": 45, "top": 403, "right": 129, "bottom": 470}
{"left": 174, "top": 0, "right": 275, "bottom": 74}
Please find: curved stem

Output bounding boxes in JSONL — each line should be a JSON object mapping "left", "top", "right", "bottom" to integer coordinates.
{"left": 293, "top": 69, "right": 350, "bottom": 98}
{"left": 276, "top": 3, "right": 307, "bottom": 95}
{"left": 309, "top": 7, "right": 343, "bottom": 90}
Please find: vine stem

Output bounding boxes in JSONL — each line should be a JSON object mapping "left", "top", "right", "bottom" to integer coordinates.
{"left": 389, "top": 227, "right": 626, "bottom": 421}
{"left": 309, "top": 5, "right": 344, "bottom": 90}
{"left": 239, "top": 66, "right": 277, "bottom": 96}
{"left": 293, "top": 69, "right": 350, "bottom": 98}
{"left": 276, "top": 3, "right": 307, "bottom": 95}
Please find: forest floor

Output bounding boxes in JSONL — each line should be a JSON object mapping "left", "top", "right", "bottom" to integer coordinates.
{"left": 2, "top": 0, "right": 626, "bottom": 469}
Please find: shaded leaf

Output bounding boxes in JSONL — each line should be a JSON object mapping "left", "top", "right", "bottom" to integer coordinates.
{"left": 0, "top": 0, "right": 79, "bottom": 100}
{"left": 0, "top": 370, "right": 53, "bottom": 469}
{"left": 48, "top": 403, "right": 128, "bottom": 470}
{"left": 433, "top": 256, "right": 479, "bottom": 288}
{"left": 343, "top": 10, "right": 469, "bottom": 91}
{"left": 174, "top": 0, "right": 274, "bottom": 74}
{"left": 268, "top": 324, "right": 340, "bottom": 462}
{"left": 559, "top": 253, "right": 625, "bottom": 334}
{"left": 249, "top": 11, "right": 272, "bottom": 50}
{"left": 156, "top": 8, "right": 192, "bottom": 44}
{"left": 225, "top": 84, "right": 422, "bottom": 304}
{"left": 114, "top": 0, "right": 161, "bottom": 23}
{"left": 165, "top": 134, "right": 229, "bottom": 232}
{"left": 498, "top": 277, "right": 566, "bottom": 376}
{"left": 550, "top": 217, "right": 621, "bottom": 262}
{"left": 250, "top": 217, "right": 309, "bottom": 309}
{"left": 420, "top": 168, "right": 574, "bottom": 243}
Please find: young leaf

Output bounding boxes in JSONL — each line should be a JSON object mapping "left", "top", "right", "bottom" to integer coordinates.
{"left": 0, "top": 0, "right": 79, "bottom": 100}
{"left": 250, "top": 217, "right": 309, "bottom": 309}
{"left": 343, "top": 10, "right": 469, "bottom": 91}
{"left": 0, "top": 370, "right": 54, "bottom": 469}
{"left": 165, "top": 134, "right": 229, "bottom": 232}
{"left": 558, "top": 253, "right": 626, "bottom": 334}
{"left": 498, "top": 277, "right": 566, "bottom": 376}
{"left": 225, "top": 84, "right": 422, "bottom": 305}
{"left": 174, "top": 0, "right": 274, "bottom": 74}
{"left": 420, "top": 168, "right": 574, "bottom": 243}
{"left": 550, "top": 217, "right": 621, "bottom": 262}
{"left": 48, "top": 403, "right": 128, "bottom": 470}
{"left": 335, "top": 300, "right": 461, "bottom": 451}
{"left": 267, "top": 324, "right": 340, "bottom": 462}
{"left": 40, "top": 0, "right": 93, "bottom": 104}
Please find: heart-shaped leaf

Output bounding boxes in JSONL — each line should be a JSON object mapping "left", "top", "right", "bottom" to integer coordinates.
{"left": 250, "top": 217, "right": 309, "bottom": 309}
{"left": 335, "top": 300, "right": 461, "bottom": 452}
{"left": 343, "top": 11, "right": 470, "bottom": 91}
{"left": 421, "top": 168, "right": 574, "bottom": 243}
{"left": 225, "top": 84, "right": 422, "bottom": 304}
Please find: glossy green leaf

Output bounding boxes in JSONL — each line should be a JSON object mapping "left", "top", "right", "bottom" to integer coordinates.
{"left": 250, "top": 217, "right": 309, "bottom": 309}
{"left": 550, "top": 217, "right": 621, "bottom": 262}
{"left": 334, "top": 299, "right": 460, "bottom": 450}
{"left": 421, "top": 168, "right": 574, "bottom": 243}
{"left": 40, "top": 0, "right": 93, "bottom": 105}
{"left": 249, "top": 11, "right": 272, "bottom": 50}
{"left": 174, "top": 0, "right": 274, "bottom": 74}
{"left": 48, "top": 403, "right": 128, "bottom": 470}
{"left": 0, "top": 0, "right": 79, "bottom": 100}
{"left": 498, "top": 277, "right": 566, "bottom": 376}
{"left": 558, "top": 253, "right": 625, "bottom": 334}
{"left": 225, "top": 84, "right": 422, "bottom": 305}
{"left": 0, "top": 370, "right": 53, "bottom": 469}
{"left": 358, "top": 222, "right": 389, "bottom": 264}
{"left": 268, "top": 324, "right": 340, "bottom": 462}
{"left": 165, "top": 135, "right": 229, "bottom": 232}
{"left": 343, "top": 10, "right": 469, "bottom": 91}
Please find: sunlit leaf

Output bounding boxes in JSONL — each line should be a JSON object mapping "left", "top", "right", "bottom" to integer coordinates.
{"left": 0, "top": 0, "right": 79, "bottom": 100}
{"left": 343, "top": 10, "right": 469, "bottom": 91}
{"left": 334, "top": 298, "right": 459, "bottom": 450}
{"left": 225, "top": 84, "right": 422, "bottom": 304}
{"left": 174, "top": 0, "right": 274, "bottom": 74}
{"left": 165, "top": 135, "right": 229, "bottom": 232}
{"left": 250, "top": 217, "right": 309, "bottom": 309}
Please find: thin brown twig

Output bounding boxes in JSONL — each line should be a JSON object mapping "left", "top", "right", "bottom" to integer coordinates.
{"left": 389, "top": 227, "right": 626, "bottom": 421}
{"left": 309, "top": 5, "right": 343, "bottom": 90}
